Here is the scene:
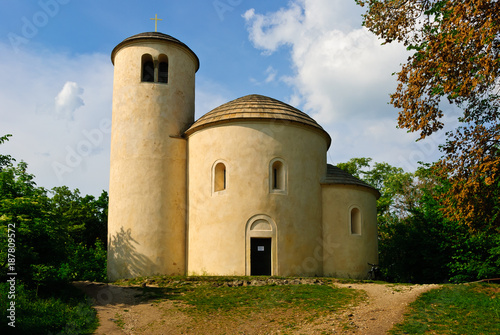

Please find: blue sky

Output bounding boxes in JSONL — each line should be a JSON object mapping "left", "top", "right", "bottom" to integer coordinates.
{"left": 0, "top": 0, "right": 452, "bottom": 196}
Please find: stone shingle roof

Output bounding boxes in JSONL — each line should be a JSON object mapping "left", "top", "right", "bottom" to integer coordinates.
{"left": 322, "top": 164, "right": 381, "bottom": 198}
{"left": 111, "top": 32, "right": 199, "bottom": 71}
{"left": 184, "top": 94, "right": 331, "bottom": 146}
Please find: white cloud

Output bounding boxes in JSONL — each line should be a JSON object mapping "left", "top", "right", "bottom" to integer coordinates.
{"left": 265, "top": 66, "right": 277, "bottom": 83}
{"left": 249, "top": 66, "right": 279, "bottom": 86}
{"left": 243, "top": 4, "right": 304, "bottom": 54}
{"left": 244, "top": 1, "right": 409, "bottom": 122}
{"left": 54, "top": 81, "right": 84, "bottom": 121}
{"left": 243, "top": 1, "right": 440, "bottom": 170}
{"left": 0, "top": 42, "right": 114, "bottom": 196}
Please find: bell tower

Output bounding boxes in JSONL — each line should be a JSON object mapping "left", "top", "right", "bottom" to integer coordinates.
{"left": 107, "top": 32, "right": 199, "bottom": 280}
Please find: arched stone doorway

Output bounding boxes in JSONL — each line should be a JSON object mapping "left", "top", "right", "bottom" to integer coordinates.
{"left": 245, "top": 214, "right": 278, "bottom": 276}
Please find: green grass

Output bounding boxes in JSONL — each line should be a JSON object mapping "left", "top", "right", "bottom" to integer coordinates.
{"left": 113, "top": 276, "right": 364, "bottom": 333}
{"left": 116, "top": 276, "right": 363, "bottom": 316}
{"left": 391, "top": 283, "right": 500, "bottom": 335}
{"left": 0, "top": 282, "right": 98, "bottom": 334}
{"left": 120, "top": 276, "right": 366, "bottom": 334}
{"left": 113, "top": 312, "right": 126, "bottom": 329}
{"left": 179, "top": 284, "right": 360, "bottom": 314}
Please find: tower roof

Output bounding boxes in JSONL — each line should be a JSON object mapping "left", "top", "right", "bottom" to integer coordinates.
{"left": 111, "top": 32, "right": 199, "bottom": 71}
{"left": 322, "top": 164, "right": 381, "bottom": 198}
{"left": 185, "top": 94, "right": 331, "bottom": 146}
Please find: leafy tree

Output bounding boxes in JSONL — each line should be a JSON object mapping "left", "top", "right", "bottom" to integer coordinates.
{"left": 0, "top": 134, "right": 13, "bottom": 171}
{"left": 356, "top": 0, "right": 499, "bottom": 134}
{"left": 337, "top": 158, "right": 448, "bottom": 282}
{"left": 0, "top": 135, "right": 105, "bottom": 333}
{"left": 0, "top": 135, "right": 108, "bottom": 287}
{"left": 336, "top": 157, "right": 372, "bottom": 179}
{"left": 1, "top": 165, "right": 66, "bottom": 285}
{"left": 434, "top": 118, "right": 500, "bottom": 231}
{"left": 375, "top": 165, "right": 457, "bottom": 283}
{"left": 337, "top": 157, "right": 413, "bottom": 217}
{"left": 338, "top": 158, "right": 500, "bottom": 282}
{"left": 50, "top": 186, "right": 108, "bottom": 248}
{"left": 415, "top": 166, "right": 500, "bottom": 282}
{"left": 355, "top": 0, "right": 500, "bottom": 231}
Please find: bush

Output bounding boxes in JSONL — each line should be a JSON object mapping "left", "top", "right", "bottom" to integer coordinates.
{"left": 448, "top": 231, "right": 500, "bottom": 283}
{"left": 379, "top": 212, "right": 500, "bottom": 284}
{"left": 378, "top": 213, "right": 454, "bottom": 283}
{"left": 0, "top": 282, "right": 98, "bottom": 334}
{"left": 67, "top": 240, "right": 107, "bottom": 282}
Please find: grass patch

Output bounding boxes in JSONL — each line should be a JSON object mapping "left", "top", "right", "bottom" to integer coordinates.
{"left": 179, "top": 284, "right": 360, "bottom": 314}
{"left": 115, "top": 276, "right": 364, "bottom": 321}
{"left": 113, "top": 312, "right": 125, "bottom": 329}
{"left": 390, "top": 283, "right": 500, "bottom": 334}
{"left": 111, "top": 276, "right": 366, "bottom": 333}
{"left": 0, "top": 282, "right": 98, "bottom": 334}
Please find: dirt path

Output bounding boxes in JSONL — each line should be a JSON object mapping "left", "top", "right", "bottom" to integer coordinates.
{"left": 75, "top": 281, "right": 439, "bottom": 335}
{"left": 332, "top": 283, "right": 439, "bottom": 334}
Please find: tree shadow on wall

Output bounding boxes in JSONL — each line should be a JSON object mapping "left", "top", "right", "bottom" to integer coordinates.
{"left": 107, "top": 227, "right": 157, "bottom": 281}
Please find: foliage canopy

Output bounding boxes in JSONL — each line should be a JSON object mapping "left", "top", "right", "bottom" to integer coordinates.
{"left": 356, "top": 0, "right": 500, "bottom": 230}
{"left": 338, "top": 157, "right": 500, "bottom": 283}
{"left": 0, "top": 134, "right": 106, "bottom": 333}
{"left": 0, "top": 135, "right": 108, "bottom": 287}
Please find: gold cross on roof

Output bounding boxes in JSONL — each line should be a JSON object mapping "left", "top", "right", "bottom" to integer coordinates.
{"left": 150, "top": 14, "right": 163, "bottom": 32}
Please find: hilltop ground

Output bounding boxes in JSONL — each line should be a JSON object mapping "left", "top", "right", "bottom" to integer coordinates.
{"left": 75, "top": 278, "right": 438, "bottom": 335}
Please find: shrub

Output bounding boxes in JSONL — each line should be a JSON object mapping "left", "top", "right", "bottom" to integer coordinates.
{"left": 0, "top": 282, "right": 98, "bottom": 334}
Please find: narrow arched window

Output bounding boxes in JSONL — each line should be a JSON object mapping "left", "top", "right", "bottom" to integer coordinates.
{"left": 141, "top": 54, "right": 154, "bottom": 82}
{"left": 272, "top": 161, "right": 282, "bottom": 190}
{"left": 350, "top": 208, "right": 361, "bottom": 235}
{"left": 214, "top": 162, "right": 226, "bottom": 192}
{"left": 270, "top": 159, "right": 286, "bottom": 193}
{"left": 158, "top": 54, "right": 168, "bottom": 83}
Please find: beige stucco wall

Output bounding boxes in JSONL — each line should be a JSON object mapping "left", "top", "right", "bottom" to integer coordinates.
{"left": 186, "top": 121, "right": 328, "bottom": 277}
{"left": 321, "top": 184, "right": 379, "bottom": 279}
{"left": 107, "top": 40, "right": 196, "bottom": 280}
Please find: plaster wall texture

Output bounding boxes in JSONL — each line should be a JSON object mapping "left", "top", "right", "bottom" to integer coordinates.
{"left": 187, "top": 121, "right": 328, "bottom": 277}
{"left": 321, "top": 184, "right": 379, "bottom": 279}
{"left": 107, "top": 40, "right": 196, "bottom": 281}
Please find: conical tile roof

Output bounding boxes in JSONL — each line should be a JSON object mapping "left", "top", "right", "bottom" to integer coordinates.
{"left": 322, "top": 164, "right": 381, "bottom": 198}
{"left": 111, "top": 32, "right": 199, "bottom": 70}
{"left": 185, "top": 94, "right": 331, "bottom": 146}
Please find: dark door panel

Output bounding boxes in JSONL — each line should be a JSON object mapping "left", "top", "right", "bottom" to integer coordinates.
{"left": 251, "top": 238, "right": 271, "bottom": 275}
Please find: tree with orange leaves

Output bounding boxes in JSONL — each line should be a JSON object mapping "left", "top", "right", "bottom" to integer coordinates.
{"left": 356, "top": 0, "right": 500, "bottom": 231}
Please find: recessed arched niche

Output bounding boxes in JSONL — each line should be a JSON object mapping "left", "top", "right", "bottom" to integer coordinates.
{"left": 250, "top": 219, "right": 272, "bottom": 231}
{"left": 158, "top": 54, "right": 168, "bottom": 83}
{"left": 245, "top": 214, "right": 278, "bottom": 276}
{"left": 141, "top": 54, "right": 154, "bottom": 82}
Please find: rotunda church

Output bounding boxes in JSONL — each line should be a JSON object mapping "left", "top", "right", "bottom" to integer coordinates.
{"left": 107, "top": 32, "right": 380, "bottom": 281}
